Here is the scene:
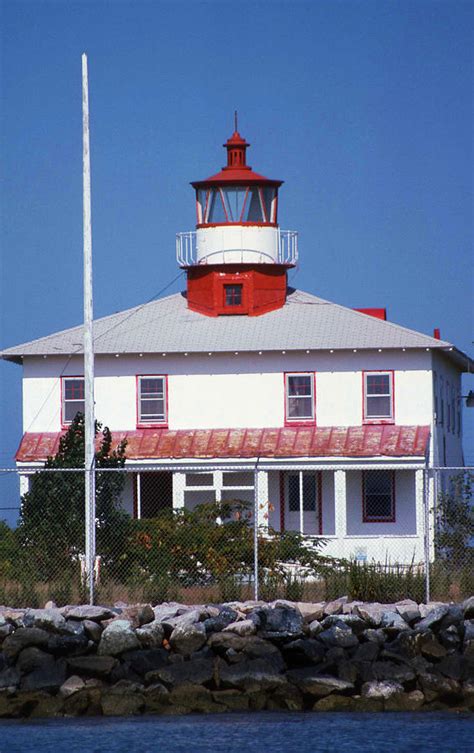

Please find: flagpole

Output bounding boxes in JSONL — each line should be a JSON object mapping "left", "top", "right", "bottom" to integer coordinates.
{"left": 82, "top": 53, "right": 96, "bottom": 605}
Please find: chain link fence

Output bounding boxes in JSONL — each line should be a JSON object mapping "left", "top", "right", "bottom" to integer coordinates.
{"left": 0, "top": 465, "right": 472, "bottom": 607}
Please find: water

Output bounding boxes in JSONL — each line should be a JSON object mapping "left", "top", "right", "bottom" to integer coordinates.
{"left": 0, "top": 712, "right": 473, "bottom": 753}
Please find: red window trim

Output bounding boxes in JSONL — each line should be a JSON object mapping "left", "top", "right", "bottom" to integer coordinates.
{"left": 362, "top": 470, "right": 396, "bottom": 523}
{"left": 362, "top": 370, "right": 395, "bottom": 424}
{"left": 280, "top": 471, "right": 322, "bottom": 534}
{"left": 284, "top": 372, "right": 316, "bottom": 426}
{"left": 61, "top": 375, "right": 85, "bottom": 429}
{"left": 136, "top": 374, "right": 169, "bottom": 429}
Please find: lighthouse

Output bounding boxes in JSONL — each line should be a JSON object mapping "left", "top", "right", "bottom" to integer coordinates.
{"left": 176, "top": 123, "right": 298, "bottom": 317}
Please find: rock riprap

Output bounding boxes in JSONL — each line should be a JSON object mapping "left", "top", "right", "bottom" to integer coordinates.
{"left": 0, "top": 597, "right": 472, "bottom": 717}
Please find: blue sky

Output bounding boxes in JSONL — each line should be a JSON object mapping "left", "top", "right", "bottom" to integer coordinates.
{"left": 1, "top": 0, "right": 473, "bottom": 523}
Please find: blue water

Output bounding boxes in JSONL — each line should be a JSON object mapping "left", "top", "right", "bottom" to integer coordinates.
{"left": 0, "top": 712, "right": 472, "bottom": 753}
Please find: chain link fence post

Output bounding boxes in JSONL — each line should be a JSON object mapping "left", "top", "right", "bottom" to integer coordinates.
{"left": 423, "top": 467, "right": 431, "bottom": 603}
{"left": 253, "top": 466, "right": 259, "bottom": 601}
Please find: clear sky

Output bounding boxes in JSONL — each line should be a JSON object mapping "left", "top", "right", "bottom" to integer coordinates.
{"left": 1, "top": 0, "right": 473, "bottom": 524}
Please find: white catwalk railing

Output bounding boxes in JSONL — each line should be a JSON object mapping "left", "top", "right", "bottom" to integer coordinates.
{"left": 176, "top": 228, "right": 298, "bottom": 266}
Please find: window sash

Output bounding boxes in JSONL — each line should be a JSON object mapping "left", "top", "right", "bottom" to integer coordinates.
{"left": 286, "top": 374, "right": 314, "bottom": 421}
{"left": 138, "top": 377, "right": 166, "bottom": 423}
{"left": 363, "top": 471, "right": 394, "bottom": 521}
{"left": 364, "top": 372, "right": 393, "bottom": 419}
{"left": 63, "top": 378, "right": 85, "bottom": 424}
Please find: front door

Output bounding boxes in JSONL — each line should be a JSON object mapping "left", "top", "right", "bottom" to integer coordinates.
{"left": 284, "top": 472, "right": 321, "bottom": 535}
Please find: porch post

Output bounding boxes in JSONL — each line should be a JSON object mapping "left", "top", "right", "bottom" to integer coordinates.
{"left": 136, "top": 472, "right": 142, "bottom": 520}
{"left": 255, "top": 469, "right": 269, "bottom": 534}
{"left": 173, "top": 472, "right": 185, "bottom": 511}
{"left": 334, "top": 470, "right": 347, "bottom": 555}
{"left": 415, "top": 468, "right": 425, "bottom": 550}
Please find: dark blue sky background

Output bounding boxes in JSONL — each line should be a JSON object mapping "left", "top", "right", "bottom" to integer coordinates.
{"left": 1, "top": 0, "right": 473, "bottom": 523}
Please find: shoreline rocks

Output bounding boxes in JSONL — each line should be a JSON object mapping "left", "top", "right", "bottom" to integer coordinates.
{"left": 0, "top": 597, "right": 472, "bottom": 718}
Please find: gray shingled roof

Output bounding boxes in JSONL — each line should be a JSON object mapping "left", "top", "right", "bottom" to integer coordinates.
{"left": 0, "top": 288, "right": 469, "bottom": 367}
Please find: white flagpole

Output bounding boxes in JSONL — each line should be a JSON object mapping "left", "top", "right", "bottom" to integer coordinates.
{"left": 82, "top": 53, "right": 96, "bottom": 604}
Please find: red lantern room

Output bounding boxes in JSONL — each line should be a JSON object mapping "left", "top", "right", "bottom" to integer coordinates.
{"left": 177, "top": 120, "right": 298, "bottom": 317}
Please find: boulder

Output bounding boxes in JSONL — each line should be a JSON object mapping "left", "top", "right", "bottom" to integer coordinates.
{"left": 0, "top": 667, "right": 21, "bottom": 690}
{"left": 318, "top": 625, "right": 358, "bottom": 649}
{"left": 313, "top": 694, "right": 355, "bottom": 711}
{"left": 321, "top": 614, "right": 367, "bottom": 634}
{"left": 136, "top": 620, "right": 165, "bottom": 648}
{"left": 23, "top": 608, "right": 68, "bottom": 634}
{"left": 219, "top": 657, "right": 286, "bottom": 692}
{"left": 323, "top": 597, "right": 348, "bottom": 616}
{"left": 222, "top": 619, "right": 256, "bottom": 637}
{"left": 380, "top": 611, "right": 410, "bottom": 632}
{"left": 2, "top": 628, "right": 50, "bottom": 660}
{"left": 83, "top": 619, "right": 103, "bottom": 642}
{"left": 203, "top": 608, "right": 238, "bottom": 634}
{"left": 463, "top": 595, "right": 474, "bottom": 620}
{"left": 416, "top": 604, "right": 450, "bottom": 631}
{"left": 295, "top": 602, "right": 325, "bottom": 622}
{"left": 65, "top": 605, "right": 118, "bottom": 622}
{"left": 385, "top": 689, "right": 425, "bottom": 711}
{"left": 147, "top": 657, "right": 215, "bottom": 689}
{"left": 67, "top": 655, "right": 118, "bottom": 678}
{"left": 257, "top": 606, "right": 304, "bottom": 639}
{"left": 143, "top": 681, "right": 170, "bottom": 711}
{"left": 21, "top": 658, "right": 67, "bottom": 692}
{"left": 120, "top": 648, "right": 168, "bottom": 678}
{"left": 101, "top": 680, "right": 145, "bottom": 716}
{"left": 286, "top": 668, "right": 354, "bottom": 697}
{"left": 418, "top": 672, "right": 462, "bottom": 701}
{"left": 207, "top": 632, "right": 280, "bottom": 659}
{"left": 396, "top": 600, "right": 421, "bottom": 623}
{"left": 97, "top": 620, "right": 141, "bottom": 656}
{"left": 308, "top": 620, "right": 323, "bottom": 637}
{"left": 282, "top": 638, "right": 326, "bottom": 666}
{"left": 356, "top": 603, "right": 394, "bottom": 627}
{"left": 419, "top": 632, "right": 448, "bottom": 659}
{"left": 361, "top": 680, "right": 404, "bottom": 700}
{"left": 59, "top": 675, "right": 86, "bottom": 698}
{"left": 169, "top": 622, "right": 206, "bottom": 655}
{"left": 212, "top": 689, "right": 250, "bottom": 711}
{"left": 169, "top": 683, "right": 223, "bottom": 713}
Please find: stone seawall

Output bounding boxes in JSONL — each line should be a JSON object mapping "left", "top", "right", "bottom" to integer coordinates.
{"left": 0, "top": 597, "right": 473, "bottom": 717}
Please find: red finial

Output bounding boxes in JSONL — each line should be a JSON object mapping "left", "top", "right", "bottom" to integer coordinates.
{"left": 223, "top": 118, "right": 250, "bottom": 170}
{"left": 234, "top": 110, "right": 238, "bottom": 132}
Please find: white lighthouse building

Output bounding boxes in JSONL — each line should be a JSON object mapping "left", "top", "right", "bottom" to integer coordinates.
{"left": 1, "top": 125, "right": 472, "bottom": 564}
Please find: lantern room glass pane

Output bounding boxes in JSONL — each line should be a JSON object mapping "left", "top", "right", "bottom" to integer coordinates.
{"left": 244, "top": 188, "right": 265, "bottom": 222}
{"left": 262, "top": 187, "right": 276, "bottom": 222}
{"left": 207, "top": 189, "right": 227, "bottom": 223}
{"left": 197, "top": 189, "right": 207, "bottom": 223}
{"left": 221, "top": 187, "right": 247, "bottom": 221}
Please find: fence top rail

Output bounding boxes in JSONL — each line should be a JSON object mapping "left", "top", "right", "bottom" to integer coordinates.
{"left": 4, "top": 464, "right": 474, "bottom": 474}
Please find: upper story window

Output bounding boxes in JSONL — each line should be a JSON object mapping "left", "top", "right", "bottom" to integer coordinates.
{"left": 433, "top": 372, "right": 438, "bottom": 424}
{"left": 138, "top": 376, "right": 167, "bottom": 426}
{"left": 439, "top": 375, "right": 444, "bottom": 425}
{"left": 62, "top": 377, "right": 85, "bottom": 425}
{"left": 197, "top": 185, "right": 277, "bottom": 225}
{"left": 363, "top": 371, "right": 393, "bottom": 422}
{"left": 285, "top": 373, "right": 315, "bottom": 424}
{"left": 362, "top": 470, "right": 395, "bottom": 522}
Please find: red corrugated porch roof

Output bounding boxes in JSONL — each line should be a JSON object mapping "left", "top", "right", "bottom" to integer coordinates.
{"left": 15, "top": 425, "right": 430, "bottom": 462}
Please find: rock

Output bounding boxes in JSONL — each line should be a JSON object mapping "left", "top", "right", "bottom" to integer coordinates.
{"left": 439, "top": 625, "right": 461, "bottom": 649}
{"left": 83, "top": 619, "right": 103, "bottom": 642}
{"left": 143, "top": 682, "right": 170, "bottom": 711}
{"left": 147, "top": 657, "right": 215, "bottom": 689}
{"left": 323, "top": 597, "right": 348, "bottom": 616}
{"left": 0, "top": 667, "right": 21, "bottom": 690}
{"left": 463, "top": 619, "right": 474, "bottom": 643}
{"left": 266, "top": 682, "right": 304, "bottom": 711}
{"left": 282, "top": 638, "right": 326, "bottom": 666}
{"left": 0, "top": 624, "right": 13, "bottom": 642}
{"left": 295, "top": 602, "right": 325, "bottom": 622}
{"left": 16, "top": 647, "right": 54, "bottom": 675}
{"left": 2, "top": 628, "right": 50, "bottom": 660}
{"left": 101, "top": 680, "right": 145, "bottom": 716}
{"left": 356, "top": 603, "right": 387, "bottom": 627}
{"left": 437, "top": 654, "right": 465, "bottom": 681}
{"left": 207, "top": 632, "right": 280, "bottom": 659}
{"left": 222, "top": 619, "right": 256, "bottom": 636}
{"left": 121, "top": 648, "right": 168, "bottom": 678}
{"left": 257, "top": 607, "right": 304, "bottom": 639}
{"left": 418, "top": 672, "right": 462, "bottom": 701}
{"left": 23, "top": 608, "right": 68, "bottom": 633}
{"left": 22, "top": 690, "right": 65, "bottom": 718}
{"left": 111, "top": 604, "right": 155, "bottom": 629}
{"left": 371, "top": 661, "right": 415, "bottom": 684}
{"left": 286, "top": 668, "right": 354, "bottom": 697}
{"left": 419, "top": 602, "right": 446, "bottom": 618}
{"left": 419, "top": 632, "right": 448, "bottom": 659}
{"left": 59, "top": 675, "right": 86, "bottom": 698}
{"left": 416, "top": 604, "right": 450, "bottom": 631}
{"left": 47, "top": 632, "right": 89, "bottom": 656}
{"left": 212, "top": 689, "right": 250, "bottom": 711}
{"left": 385, "top": 689, "right": 425, "bottom": 711}
{"left": 162, "top": 608, "right": 204, "bottom": 631}
{"left": 342, "top": 601, "right": 364, "bottom": 615}
{"left": 67, "top": 655, "right": 118, "bottom": 677}
{"left": 65, "top": 605, "right": 117, "bottom": 622}
{"left": 136, "top": 620, "right": 165, "bottom": 648}
{"left": 463, "top": 595, "right": 474, "bottom": 619}
{"left": 337, "top": 660, "right": 358, "bottom": 684}
{"left": 380, "top": 611, "right": 410, "bottom": 632}
{"left": 396, "top": 600, "right": 421, "bottom": 623}
{"left": 219, "top": 657, "right": 287, "bottom": 692}
{"left": 352, "top": 696, "right": 384, "bottom": 712}
{"left": 354, "top": 641, "right": 379, "bottom": 662}
{"left": 318, "top": 625, "right": 358, "bottom": 648}
{"left": 203, "top": 608, "right": 238, "bottom": 634}
{"left": 313, "top": 694, "right": 355, "bottom": 711}
{"left": 97, "top": 620, "right": 141, "bottom": 656}
{"left": 362, "top": 680, "right": 404, "bottom": 700}
{"left": 169, "top": 683, "right": 223, "bottom": 713}
{"left": 308, "top": 620, "right": 323, "bottom": 637}
{"left": 362, "top": 628, "right": 386, "bottom": 644}
{"left": 21, "top": 658, "right": 67, "bottom": 692}
{"left": 321, "top": 614, "right": 367, "bottom": 634}
{"left": 169, "top": 622, "right": 206, "bottom": 655}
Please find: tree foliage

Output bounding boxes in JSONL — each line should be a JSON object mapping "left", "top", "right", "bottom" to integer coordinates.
{"left": 434, "top": 471, "right": 474, "bottom": 566}
{"left": 18, "top": 413, "right": 128, "bottom": 580}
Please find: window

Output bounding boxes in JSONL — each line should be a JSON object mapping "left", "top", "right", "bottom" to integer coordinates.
{"left": 446, "top": 382, "right": 451, "bottom": 432}
{"left": 62, "top": 377, "right": 85, "bottom": 425}
{"left": 224, "top": 284, "right": 243, "bottom": 307}
{"left": 433, "top": 372, "right": 438, "bottom": 424}
{"left": 288, "top": 474, "right": 317, "bottom": 511}
{"left": 439, "top": 376, "right": 444, "bottom": 425}
{"left": 138, "top": 376, "right": 167, "bottom": 425}
{"left": 362, "top": 471, "right": 395, "bottom": 522}
{"left": 364, "top": 371, "right": 393, "bottom": 421}
{"left": 285, "top": 373, "right": 315, "bottom": 423}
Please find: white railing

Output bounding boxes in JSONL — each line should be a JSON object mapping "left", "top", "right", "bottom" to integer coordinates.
{"left": 176, "top": 229, "right": 298, "bottom": 267}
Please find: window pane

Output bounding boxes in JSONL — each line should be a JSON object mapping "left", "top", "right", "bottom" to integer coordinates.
{"left": 365, "top": 494, "right": 392, "bottom": 519}
{"left": 243, "top": 188, "right": 264, "bottom": 222}
{"left": 207, "top": 189, "right": 227, "bottom": 222}
{"left": 65, "top": 379, "right": 84, "bottom": 400}
{"left": 366, "top": 395, "right": 391, "bottom": 417}
{"left": 288, "top": 475, "right": 299, "bottom": 511}
{"left": 365, "top": 472, "right": 391, "bottom": 495}
{"left": 303, "top": 475, "right": 316, "bottom": 511}
{"left": 288, "top": 397, "right": 313, "bottom": 419}
{"left": 366, "top": 374, "right": 390, "bottom": 395}
{"left": 186, "top": 473, "right": 214, "bottom": 487}
{"left": 140, "top": 399, "right": 164, "bottom": 420}
{"left": 223, "top": 472, "right": 254, "bottom": 487}
{"left": 222, "top": 187, "right": 247, "bottom": 221}
{"left": 224, "top": 284, "right": 242, "bottom": 306}
{"left": 364, "top": 472, "right": 393, "bottom": 520}
{"left": 141, "top": 378, "right": 164, "bottom": 397}
{"left": 261, "top": 187, "right": 276, "bottom": 222}
{"left": 65, "top": 401, "right": 84, "bottom": 423}
{"left": 288, "top": 375, "right": 312, "bottom": 397}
